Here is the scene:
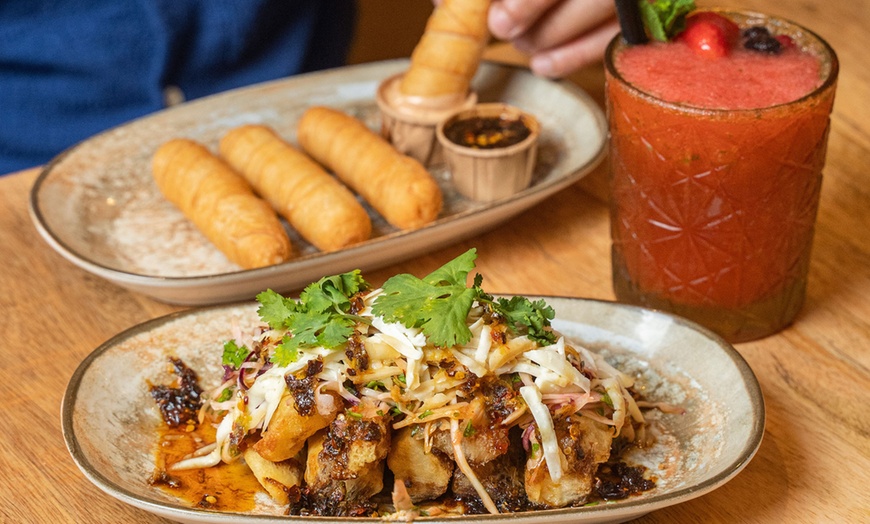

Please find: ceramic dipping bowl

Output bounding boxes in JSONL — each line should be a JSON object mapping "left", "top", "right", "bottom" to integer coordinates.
{"left": 436, "top": 103, "right": 540, "bottom": 202}
{"left": 376, "top": 72, "right": 478, "bottom": 166}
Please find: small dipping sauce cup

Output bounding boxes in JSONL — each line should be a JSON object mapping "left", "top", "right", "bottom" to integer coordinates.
{"left": 376, "top": 72, "right": 477, "bottom": 166}
{"left": 605, "top": 11, "right": 839, "bottom": 343}
{"left": 436, "top": 103, "right": 540, "bottom": 202}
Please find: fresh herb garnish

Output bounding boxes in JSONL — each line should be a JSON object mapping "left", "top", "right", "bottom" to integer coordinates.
{"left": 216, "top": 388, "right": 233, "bottom": 402}
{"left": 372, "top": 249, "right": 556, "bottom": 347}
{"left": 366, "top": 380, "right": 386, "bottom": 390}
{"left": 483, "top": 292, "right": 556, "bottom": 345}
{"left": 272, "top": 335, "right": 300, "bottom": 367}
{"left": 638, "top": 0, "right": 696, "bottom": 41}
{"left": 222, "top": 340, "right": 251, "bottom": 368}
{"left": 255, "top": 270, "right": 369, "bottom": 366}
{"left": 372, "top": 249, "right": 479, "bottom": 347}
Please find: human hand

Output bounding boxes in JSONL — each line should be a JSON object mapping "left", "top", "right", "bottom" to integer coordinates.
{"left": 487, "top": 0, "right": 619, "bottom": 78}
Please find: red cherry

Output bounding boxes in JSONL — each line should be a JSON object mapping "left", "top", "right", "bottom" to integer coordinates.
{"left": 687, "top": 11, "right": 740, "bottom": 45}
{"left": 678, "top": 19, "right": 729, "bottom": 59}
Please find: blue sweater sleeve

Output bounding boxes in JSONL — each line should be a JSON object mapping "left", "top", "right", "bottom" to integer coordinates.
{"left": 0, "top": 0, "right": 356, "bottom": 174}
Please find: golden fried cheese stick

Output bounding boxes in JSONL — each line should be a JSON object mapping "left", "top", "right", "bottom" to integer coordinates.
{"left": 399, "top": 0, "right": 492, "bottom": 98}
{"left": 219, "top": 125, "right": 371, "bottom": 252}
{"left": 151, "top": 138, "right": 292, "bottom": 269}
{"left": 297, "top": 106, "right": 442, "bottom": 230}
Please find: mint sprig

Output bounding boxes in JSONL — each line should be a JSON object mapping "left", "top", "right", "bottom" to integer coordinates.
{"left": 639, "top": 0, "right": 696, "bottom": 41}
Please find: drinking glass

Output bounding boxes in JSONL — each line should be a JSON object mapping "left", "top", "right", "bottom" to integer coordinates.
{"left": 605, "top": 11, "right": 839, "bottom": 342}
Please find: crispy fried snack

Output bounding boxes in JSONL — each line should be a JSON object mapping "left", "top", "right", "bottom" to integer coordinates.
{"left": 219, "top": 125, "right": 372, "bottom": 252}
{"left": 151, "top": 138, "right": 292, "bottom": 269}
{"left": 297, "top": 106, "right": 442, "bottom": 230}
{"left": 387, "top": 427, "right": 454, "bottom": 503}
{"left": 252, "top": 392, "right": 340, "bottom": 462}
{"left": 243, "top": 448, "right": 304, "bottom": 505}
{"left": 399, "top": 0, "right": 492, "bottom": 98}
{"left": 524, "top": 417, "right": 613, "bottom": 507}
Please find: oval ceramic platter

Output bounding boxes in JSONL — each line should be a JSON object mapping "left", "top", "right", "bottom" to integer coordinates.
{"left": 63, "top": 296, "right": 764, "bottom": 524}
{"left": 29, "top": 60, "right": 606, "bottom": 305}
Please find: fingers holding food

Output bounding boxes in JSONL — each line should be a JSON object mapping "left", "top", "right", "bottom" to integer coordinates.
{"left": 297, "top": 106, "right": 443, "bottom": 230}
{"left": 219, "top": 125, "right": 372, "bottom": 252}
{"left": 151, "top": 138, "right": 292, "bottom": 269}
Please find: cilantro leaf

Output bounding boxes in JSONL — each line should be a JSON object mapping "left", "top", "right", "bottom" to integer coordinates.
{"left": 493, "top": 296, "right": 557, "bottom": 345}
{"left": 639, "top": 0, "right": 696, "bottom": 41}
{"left": 425, "top": 248, "right": 477, "bottom": 287}
{"left": 372, "top": 248, "right": 557, "bottom": 348}
{"left": 222, "top": 340, "right": 251, "bottom": 368}
{"left": 272, "top": 335, "right": 300, "bottom": 367}
{"left": 372, "top": 249, "right": 478, "bottom": 347}
{"left": 256, "top": 289, "right": 297, "bottom": 329}
{"left": 255, "top": 271, "right": 370, "bottom": 364}
{"left": 299, "top": 270, "right": 368, "bottom": 314}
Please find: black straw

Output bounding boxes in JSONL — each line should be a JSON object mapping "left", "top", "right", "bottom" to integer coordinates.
{"left": 615, "top": 0, "right": 648, "bottom": 45}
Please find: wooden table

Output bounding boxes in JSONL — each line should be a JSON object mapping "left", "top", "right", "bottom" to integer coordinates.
{"left": 2, "top": 0, "right": 868, "bottom": 522}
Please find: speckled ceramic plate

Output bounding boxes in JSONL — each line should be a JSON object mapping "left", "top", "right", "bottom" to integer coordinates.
{"left": 29, "top": 60, "right": 606, "bottom": 305}
{"left": 62, "top": 296, "right": 764, "bottom": 524}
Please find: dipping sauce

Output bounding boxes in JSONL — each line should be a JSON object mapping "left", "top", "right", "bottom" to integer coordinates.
{"left": 443, "top": 115, "right": 532, "bottom": 149}
{"left": 150, "top": 424, "right": 262, "bottom": 513}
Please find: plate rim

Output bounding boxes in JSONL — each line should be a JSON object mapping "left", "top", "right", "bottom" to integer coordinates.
{"left": 61, "top": 295, "right": 765, "bottom": 523}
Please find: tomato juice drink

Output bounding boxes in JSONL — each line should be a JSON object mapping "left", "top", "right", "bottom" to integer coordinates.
{"left": 605, "top": 11, "right": 838, "bottom": 342}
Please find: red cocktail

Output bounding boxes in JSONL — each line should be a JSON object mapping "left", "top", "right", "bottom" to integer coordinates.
{"left": 606, "top": 10, "right": 838, "bottom": 342}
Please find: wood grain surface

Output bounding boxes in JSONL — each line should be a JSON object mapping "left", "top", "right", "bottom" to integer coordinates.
{"left": 2, "top": 0, "right": 868, "bottom": 522}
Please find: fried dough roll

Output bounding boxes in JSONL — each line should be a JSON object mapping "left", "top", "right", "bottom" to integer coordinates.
{"left": 399, "top": 0, "right": 491, "bottom": 98}
{"left": 387, "top": 426, "right": 454, "bottom": 503}
{"left": 151, "top": 138, "right": 292, "bottom": 269}
{"left": 524, "top": 417, "right": 613, "bottom": 507}
{"left": 297, "top": 106, "right": 442, "bottom": 230}
{"left": 219, "top": 125, "right": 372, "bottom": 252}
{"left": 252, "top": 391, "right": 340, "bottom": 462}
{"left": 243, "top": 448, "right": 304, "bottom": 505}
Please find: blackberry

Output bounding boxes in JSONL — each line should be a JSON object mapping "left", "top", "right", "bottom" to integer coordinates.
{"left": 745, "top": 34, "right": 782, "bottom": 54}
{"left": 742, "top": 26, "right": 771, "bottom": 40}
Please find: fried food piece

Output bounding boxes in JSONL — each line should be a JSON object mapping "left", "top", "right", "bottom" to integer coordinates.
{"left": 303, "top": 414, "right": 392, "bottom": 515}
{"left": 151, "top": 138, "right": 292, "bottom": 269}
{"left": 296, "top": 106, "right": 442, "bottom": 230}
{"left": 431, "top": 396, "right": 511, "bottom": 465}
{"left": 451, "top": 439, "right": 527, "bottom": 513}
{"left": 399, "top": 0, "right": 491, "bottom": 98}
{"left": 253, "top": 391, "right": 340, "bottom": 462}
{"left": 243, "top": 448, "right": 304, "bottom": 505}
{"left": 387, "top": 426, "right": 454, "bottom": 503}
{"left": 219, "top": 125, "right": 372, "bottom": 252}
{"left": 524, "top": 416, "right": 613, "bottom": 507}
